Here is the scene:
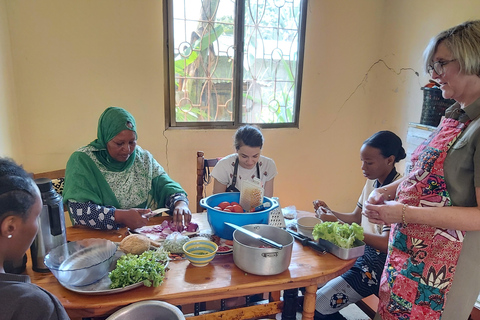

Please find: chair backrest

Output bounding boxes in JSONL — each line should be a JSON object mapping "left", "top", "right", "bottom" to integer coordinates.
{"left": 196, "top": 151, "right": 220, "bottom": 213}
{"left": 33, "top": 169, "right": 66, "bottom": 196}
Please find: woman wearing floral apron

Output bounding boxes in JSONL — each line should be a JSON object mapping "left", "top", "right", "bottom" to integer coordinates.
{"left": 365, "top": 20, "right": 480, "bottom": 320}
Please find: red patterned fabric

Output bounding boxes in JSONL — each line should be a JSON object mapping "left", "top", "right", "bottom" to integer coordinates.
{"left": 378, "top": 118, "right": 469, "bottom": 320}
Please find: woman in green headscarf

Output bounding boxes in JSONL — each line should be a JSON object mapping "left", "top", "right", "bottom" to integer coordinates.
{"left": 63, "top": 107, "right": 191, "bottom": 230}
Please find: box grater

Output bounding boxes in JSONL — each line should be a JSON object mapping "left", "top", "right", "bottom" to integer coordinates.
{"left": 268, "top": 197, "right": 286, "bottom": 228}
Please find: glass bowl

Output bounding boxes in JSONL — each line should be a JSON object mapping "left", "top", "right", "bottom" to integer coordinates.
{"left": 44, "top": 238, "right": 117, "bottom": 286}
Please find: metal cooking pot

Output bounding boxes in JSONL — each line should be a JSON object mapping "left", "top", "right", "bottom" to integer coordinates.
{"left": 233, "top": 224, "right": 294, "bottom": 276}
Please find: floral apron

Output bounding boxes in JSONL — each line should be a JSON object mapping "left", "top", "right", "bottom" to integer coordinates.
{"left": 378, "top": 117, "right": 470, "bottom": 320}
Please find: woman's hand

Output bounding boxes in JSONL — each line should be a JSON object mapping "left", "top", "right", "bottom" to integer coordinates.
{"left": 313, "top": 199, "right": 329, "bottom": 211}
{"left": 364, "top": 201, "right": 403, "bottom": 225}
{"left": 172, "top": 200, "right": 192, "bottom": 231}
{"left": 115, "top": 208, "right": 150, "bottom": 229}
{"left": 366, "top": 188, "right": 387, "bottom": 205}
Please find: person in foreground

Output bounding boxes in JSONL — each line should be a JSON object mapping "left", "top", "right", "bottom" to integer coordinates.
{"left": 365, "top": 20, "right": 480, "bottom": 320}
{"left": 312, "top": 131, "right": 405, "bottom": 320}
{"left": 211, "top": 124, "right": 277, "bottom": 197}
{"left": 0, "top": 158, "right": 70, "bottom": 320}
{"left": 63, "top": 107, "right": 191, "bottom": 231}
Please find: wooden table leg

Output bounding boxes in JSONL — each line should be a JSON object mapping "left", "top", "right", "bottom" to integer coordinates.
{"left": 302, "top": 285, "right": 317, "bottom": 320}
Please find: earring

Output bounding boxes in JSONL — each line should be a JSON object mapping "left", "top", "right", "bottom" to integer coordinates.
{"left": 7, "top": 234, "right": 12, "bottom": 239}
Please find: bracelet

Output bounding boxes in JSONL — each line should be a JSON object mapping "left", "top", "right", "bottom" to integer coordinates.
{"left": 383, "top": 187, "right": 391, "bottom": 200}
{"left": 402, "top": 204, "right": 408, "bottom": 228}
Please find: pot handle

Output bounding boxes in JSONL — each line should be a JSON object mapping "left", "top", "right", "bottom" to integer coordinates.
{"left": 199, "top": 198, "right": 207, "bottom": 208}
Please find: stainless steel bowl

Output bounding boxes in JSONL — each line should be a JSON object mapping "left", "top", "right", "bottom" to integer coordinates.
{"left": 44, "top": 238, "right": 117, "bottom": 286}
{"left": 106, "top": 300, "right": 185, "bottom": 320}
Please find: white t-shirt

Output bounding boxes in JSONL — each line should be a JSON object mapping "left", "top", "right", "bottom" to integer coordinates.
{"left": 357, "top": 172, "right": 402, "bottom": 235}
{"left": 210, "top": 153, "right": 277, "bottom": 191}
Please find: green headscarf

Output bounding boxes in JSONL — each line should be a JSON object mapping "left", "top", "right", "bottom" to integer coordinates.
{"left": 89, "top": 106, "right": 137, "bottom": 172}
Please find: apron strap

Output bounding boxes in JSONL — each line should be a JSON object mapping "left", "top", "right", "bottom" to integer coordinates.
{"left": 226, "top": 158, "right": 260, "bottom": 192}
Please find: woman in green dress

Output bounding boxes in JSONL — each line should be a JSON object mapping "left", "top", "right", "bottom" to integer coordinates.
{"left": 63, "top": 107, "right": 191, "bottom": 231}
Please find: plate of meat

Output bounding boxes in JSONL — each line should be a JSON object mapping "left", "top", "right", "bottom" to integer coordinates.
{"left": 216, "top": 239, "right": 234, "bottom": 255}
{"left": 132, "top": 220, "right": 199, "bottom": 242}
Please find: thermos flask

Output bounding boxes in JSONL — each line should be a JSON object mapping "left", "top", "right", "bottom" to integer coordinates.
{"left": 30, "top": 178, "right": 67, "bottom": 272}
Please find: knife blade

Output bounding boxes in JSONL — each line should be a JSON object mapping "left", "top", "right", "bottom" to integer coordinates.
{"left": 141, "top": 208, "right": 169, "bottom": 219}
{"left": 224, "top": 222, "right": 283, "bottom": 250}
{"left": 286, "top": 229, "right": 327, "bottom": 254}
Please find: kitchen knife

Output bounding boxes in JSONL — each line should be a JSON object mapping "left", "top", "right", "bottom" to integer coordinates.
{"left": 224, "top": 222, "right": 283, "bottom": 250}
{"left": 286, "top": 229, "right": 327, "bottom": 254}
{"left": 141, "top": 208, "right": 169, "bottom": 219}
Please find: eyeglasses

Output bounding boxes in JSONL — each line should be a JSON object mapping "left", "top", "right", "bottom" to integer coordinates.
{"left": 428, "top": 59, "right": 457, "bottom": 76}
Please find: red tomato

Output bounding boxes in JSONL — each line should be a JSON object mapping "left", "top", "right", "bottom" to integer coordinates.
{"left": 218, "top": 201, "right": 230, "bottom": 210}
{"left": 231, "top": 202, "right": 240, "bottom": 206}
{"left": 223, "top": 209, "right": 232, "bottom": 212}
{"left": 213, "top": 206, "right": 222, "bottom": 210}
{"left": 224, "top": 205, "right": 234, "bottom": 212}
{"left": 232, "top": 205, "right": 243, "bottom": 213}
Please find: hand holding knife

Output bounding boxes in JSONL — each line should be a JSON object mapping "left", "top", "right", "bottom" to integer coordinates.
{"left": 141, "top": 208, "right": 169, "bottom": 219}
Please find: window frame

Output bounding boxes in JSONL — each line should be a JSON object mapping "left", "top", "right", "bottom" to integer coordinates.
{"left": 163, "top": 0, "right": 308, "bottom": 130}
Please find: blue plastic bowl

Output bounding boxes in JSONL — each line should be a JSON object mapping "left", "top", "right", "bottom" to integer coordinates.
{"left": 200, "top": 192, "right": 279, "bottom": 240}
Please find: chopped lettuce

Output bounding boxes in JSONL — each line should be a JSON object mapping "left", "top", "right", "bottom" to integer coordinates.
{"left": 312, "top": 221, "right": 364, "bottom": 249}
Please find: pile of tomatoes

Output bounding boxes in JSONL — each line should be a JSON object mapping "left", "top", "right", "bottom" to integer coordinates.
{"left": 213, "top": 201, "right": 244, "bottom": 213}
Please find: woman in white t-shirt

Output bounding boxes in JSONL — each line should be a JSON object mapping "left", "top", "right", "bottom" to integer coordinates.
{"left": 311, "top": 130, "right": 405, "bottom": 319}
{"left": 211, "top": 125, "right": 277, "bottom": 197}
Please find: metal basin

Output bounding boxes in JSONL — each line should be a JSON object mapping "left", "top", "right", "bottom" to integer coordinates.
{"left": 106, "top": 300, "right": 185, "bottom": 320}
{"left": 233, "top": 224, "right": 294, "bottom": 275}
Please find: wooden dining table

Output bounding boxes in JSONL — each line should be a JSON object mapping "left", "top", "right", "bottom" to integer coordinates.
{"left": 26, "top": 211, "right": 356, "bottom": 320}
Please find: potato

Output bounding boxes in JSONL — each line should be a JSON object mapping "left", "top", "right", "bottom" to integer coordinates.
{"left": 119, "top": 234, "right": 151, "bottom": 255}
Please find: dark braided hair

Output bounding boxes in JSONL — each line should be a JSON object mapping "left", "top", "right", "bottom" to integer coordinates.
{"left": 0, "top": 158, "right": 37, "bottom": 221}
{"left": 363, "top": 131, "right": 406, "bottom": 163}
{"left": 234, "top": 125, "right": 264, "bottom": 150}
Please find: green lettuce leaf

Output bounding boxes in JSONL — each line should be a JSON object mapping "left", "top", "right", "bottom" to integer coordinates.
{"left": 312, "top": 221, "right": 364, "bottom": 249}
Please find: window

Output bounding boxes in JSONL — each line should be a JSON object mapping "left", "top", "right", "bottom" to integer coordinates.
{"left": 164, "top": 0, "right": 308, "bottom": 128}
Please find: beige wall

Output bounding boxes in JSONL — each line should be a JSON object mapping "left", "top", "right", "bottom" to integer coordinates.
{"left": 0, "top": 0, "right": 21, "bottom": 159}
{"left": 1, "top": 0, "right": 480, "bottom": 212}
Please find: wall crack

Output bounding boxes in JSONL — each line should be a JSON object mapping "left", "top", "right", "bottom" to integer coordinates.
{"left": 162, "top": 129, "right": 169, "bottom": 173}
{"left": 320, "top": 59, "right": 421, "bottom": 133}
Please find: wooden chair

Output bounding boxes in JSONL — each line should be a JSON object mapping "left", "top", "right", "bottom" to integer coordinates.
{"left": 33, "top": 169, "right": 66, "bottom": 196}
{"left": 196, "top": 151, "right": 220, "bottom": 213}
{"left": 355, "top": 294, "right": 377, "bottom": 319}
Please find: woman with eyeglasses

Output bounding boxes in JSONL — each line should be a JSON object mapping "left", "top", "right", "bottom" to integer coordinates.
{"left": 364, "top": 20, "right": 480, "bottom": 320}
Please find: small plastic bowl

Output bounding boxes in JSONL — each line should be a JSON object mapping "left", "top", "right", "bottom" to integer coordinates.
{"left": 183, "top": 239, "right": 218, "bottom": 267}
{"left": 44, "top": 238, "right": 117, "bottom": 286}
{"left": 297, "top": 216, "right": 322, "bottom": 239}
